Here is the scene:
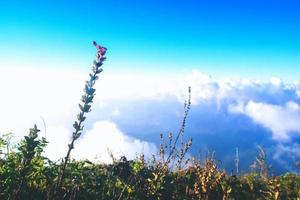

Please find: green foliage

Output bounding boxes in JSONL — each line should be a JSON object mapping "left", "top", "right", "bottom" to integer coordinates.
{"left": 0, "top": 132, "right": 299, "bottom": 200}
{"left": 0, "top": 125, "right": 48, "bottom": 200}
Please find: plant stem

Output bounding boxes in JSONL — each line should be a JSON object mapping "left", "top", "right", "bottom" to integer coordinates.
{"left": 53, "top": 42, "right": 107, "bottom": 199}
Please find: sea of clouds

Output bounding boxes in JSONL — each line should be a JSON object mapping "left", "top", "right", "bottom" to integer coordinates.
{"left": 0, "top": 67, "right": 299, "bottom": 173}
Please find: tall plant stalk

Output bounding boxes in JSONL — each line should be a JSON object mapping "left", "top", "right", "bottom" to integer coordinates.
{"left": 165, "top": 86, "right": 191, "bottom": 165}
{"left": 53, "top": 41, "right": 107, "bottom": 199}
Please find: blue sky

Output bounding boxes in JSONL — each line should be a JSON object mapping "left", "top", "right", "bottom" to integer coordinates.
{"left": 1, "top": 0, "right": 300, "bottom": 173}
{"left": 1, "top": 0, "right": 300, "bottom": 79}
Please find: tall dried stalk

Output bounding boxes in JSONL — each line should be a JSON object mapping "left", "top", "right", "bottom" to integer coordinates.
{"left": 165, "top": 86, "right": 191, "bottom": 165}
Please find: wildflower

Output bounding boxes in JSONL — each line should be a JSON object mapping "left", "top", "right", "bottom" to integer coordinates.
{"left": 93, "top": 41, "right": 107, "bottom": 59}
{"left": 54, "top": 42, "right": 107, "bottom": 199}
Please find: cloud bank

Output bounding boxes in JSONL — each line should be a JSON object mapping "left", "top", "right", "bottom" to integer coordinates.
{"left": 1, "top": 67, "right": 300, "bottom": 173}
{"left": 229, "top": 101, "right": 300, "bottom": 141}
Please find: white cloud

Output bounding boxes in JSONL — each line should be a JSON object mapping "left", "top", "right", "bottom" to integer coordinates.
{"left": 43, "top": 121, "right": 157, "bottom": 163}
{"left": 2, "top": 66, "right": 300, "bottom": 164}
{"left": 180, "top": 70, "right": 218, "bottom": 104}
{"left": 0, "top": 67, "right": 84, "bottom": 139}
{"left": 111, "top": 108, "right": 121, "bottom": 117}
{"left": 95, "top": 70, "right": 220, "bottom": 105}
{"left": 273, "top": 143, "right": 300, "bottom": 172}
{"left": 270, "top": 77, "right": 282, "bottom": 87}
{"left": 273, "top": 143, "right": 300, "bottom": 161}
{"left": 72, "top": 120, "right": 157, "bottom": 163}
{"left": 229, "top": 101, "right": 300, "bottom": 141}
{"left": 44, "top": 125, "right": 70, "bottom": 162}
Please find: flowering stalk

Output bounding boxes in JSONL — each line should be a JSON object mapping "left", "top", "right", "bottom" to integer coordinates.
{"left": 54, "top": 41, "right": 107, "bottom": 198}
